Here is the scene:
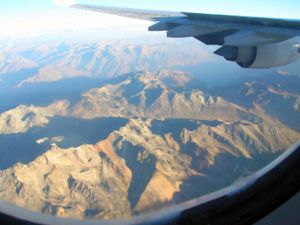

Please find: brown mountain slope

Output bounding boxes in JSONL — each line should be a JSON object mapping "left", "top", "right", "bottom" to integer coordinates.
{"left": 0, "top": 143, "right": 132, "bottom": 219}
{"left": 0, "top": 71, "right": 260, "bottom": 135}
{"left": 0, "top": 117, "right": 298, "bottom": 220}
{"left": 70, "top": 71, "right": 257, "bottom": 122}
{"left": 0, "top": 40, "right": 211, "bottom": 85}
{"left": 0, "top": 100, "right": 69, "bottom": 134}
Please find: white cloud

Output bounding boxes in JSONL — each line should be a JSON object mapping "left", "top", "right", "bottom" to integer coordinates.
{"left": 53, "top": 0, "right": 76, "bottom": 7}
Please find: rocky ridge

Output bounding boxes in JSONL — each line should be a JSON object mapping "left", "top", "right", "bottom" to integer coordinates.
{"left": 0, "top": 116, "right": 299, "bottom": 219}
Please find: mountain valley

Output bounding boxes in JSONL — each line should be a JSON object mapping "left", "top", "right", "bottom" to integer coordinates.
{"left": 0, "top": 69, "right": 299, "bottom": 220}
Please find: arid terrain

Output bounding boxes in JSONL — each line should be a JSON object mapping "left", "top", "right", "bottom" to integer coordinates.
{"left": 0, "top": 38, "right": 299, "bottom": 220}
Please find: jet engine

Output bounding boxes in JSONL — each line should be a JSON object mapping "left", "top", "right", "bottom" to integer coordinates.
{"left": 215, "top": 38, "right": 300, "bottom": 68}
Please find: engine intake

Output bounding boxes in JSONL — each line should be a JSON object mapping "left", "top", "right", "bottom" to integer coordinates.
{"left": 215, "top": 46, "right": 257, "bottom": 68}
{"left": 214, "top": 38, "right": 300, "bottom": 68}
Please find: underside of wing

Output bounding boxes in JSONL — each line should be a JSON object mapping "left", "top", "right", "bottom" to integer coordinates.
{"left": 72, "top": 4, "right": 300, "bottom": 69}
{"left": 72, "top": 4, "right": 300, "bottom": 44}
{"left": 183, "top": 12, "right": 300, "bottom": 30}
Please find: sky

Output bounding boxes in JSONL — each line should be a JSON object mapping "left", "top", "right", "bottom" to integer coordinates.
{"left": 0, "top": 0, "right": 300, "bottom": 36}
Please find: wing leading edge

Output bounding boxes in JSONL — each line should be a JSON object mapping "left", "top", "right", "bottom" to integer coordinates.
{"left": 72, "top": 4, "right": 300, "bottom": 68}
{"left": 71, "top": 4, "right": 183, "bottom": 21}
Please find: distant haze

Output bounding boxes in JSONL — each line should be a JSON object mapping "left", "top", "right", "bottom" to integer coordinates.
{"left": 0, "top": 0, "right": 299, "bottom": 37}
{"left": 52, "top": 0, "right": 75, "bottom": 6}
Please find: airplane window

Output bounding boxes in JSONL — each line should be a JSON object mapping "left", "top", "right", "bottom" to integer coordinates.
{"left": 0, "top": 0, "right": 299, "bottom": 225}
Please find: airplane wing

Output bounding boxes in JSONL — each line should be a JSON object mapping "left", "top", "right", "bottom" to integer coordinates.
{"left": 71, "top": 4, "right": 183, "bottom": 21}
{"left": 72, "top": 4, "right": 300, "bottom": 68}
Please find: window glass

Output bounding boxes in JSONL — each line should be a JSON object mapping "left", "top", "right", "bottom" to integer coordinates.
{"left": 0, "top": 0, "right": 299, "bottom": 223}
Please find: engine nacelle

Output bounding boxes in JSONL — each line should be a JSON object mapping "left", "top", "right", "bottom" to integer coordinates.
{"left": 215, "top": 38, "right": 300, "bottom": 69}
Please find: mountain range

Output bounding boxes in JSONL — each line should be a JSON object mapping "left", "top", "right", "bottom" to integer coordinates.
{"left": 0, "top": 39, "right": 213, "bottom": 86}
{"left": 0, "top": 70, "right": 299, "bottom": 220}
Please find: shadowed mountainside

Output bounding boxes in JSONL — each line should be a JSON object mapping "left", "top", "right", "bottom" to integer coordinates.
{"left": 0, "top": 70, "right": 299, "bottom": 220}
{"left": 0, "top": 117, "right": 298, "bottom": 219}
